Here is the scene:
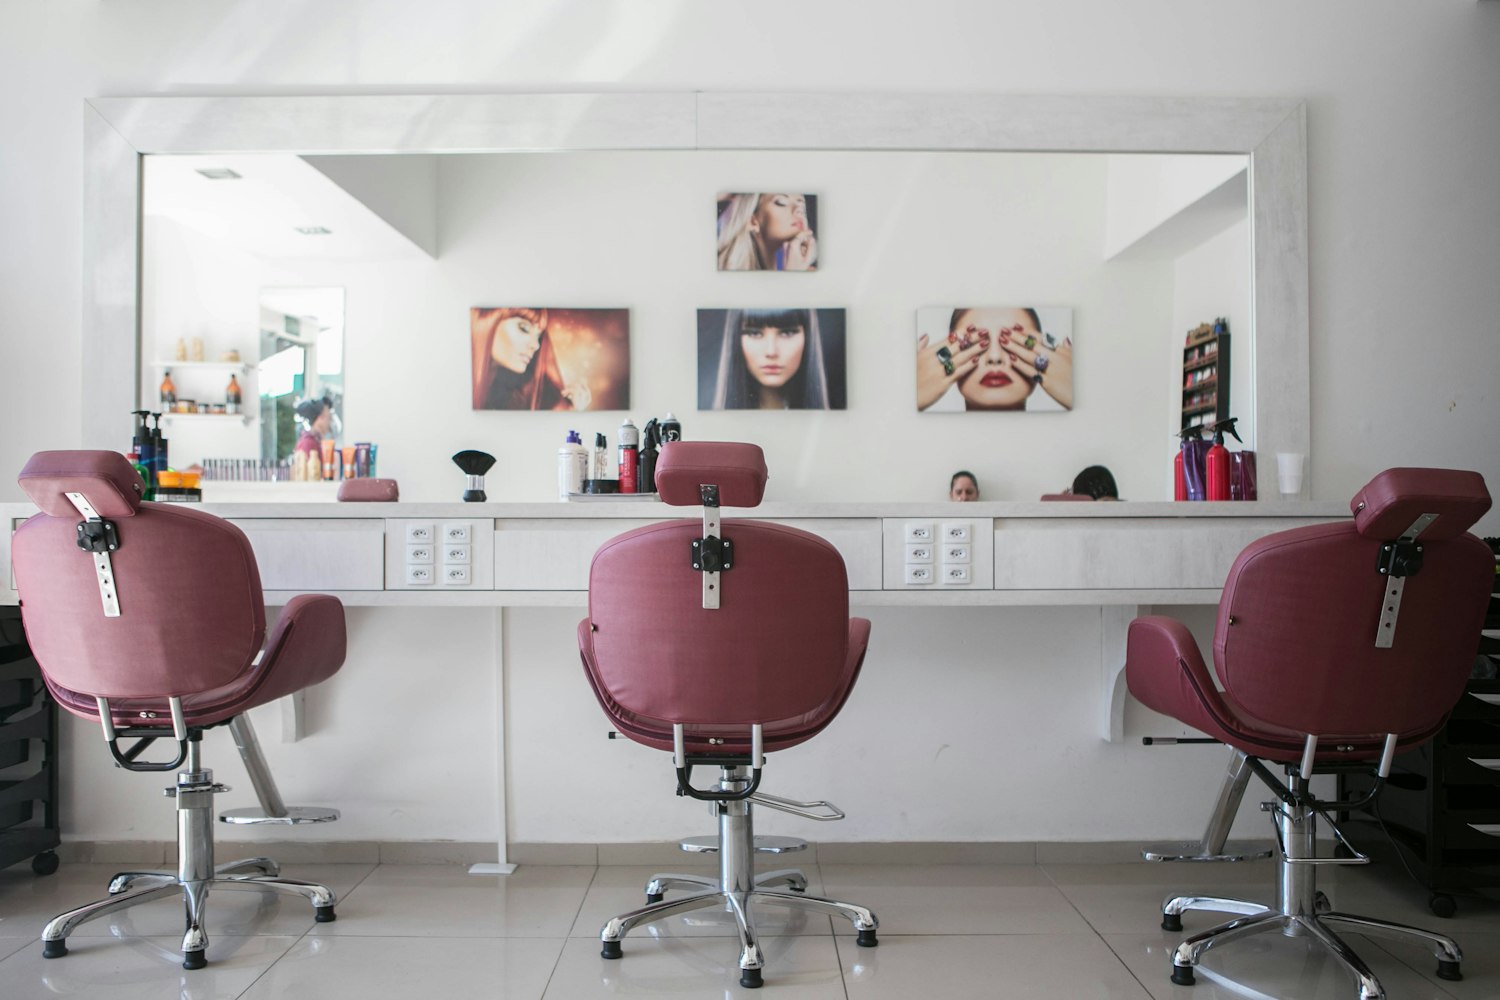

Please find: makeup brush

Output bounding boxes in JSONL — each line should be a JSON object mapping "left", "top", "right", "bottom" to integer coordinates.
{"left": 452, "top": 450, "right": 496, "bottom": 502}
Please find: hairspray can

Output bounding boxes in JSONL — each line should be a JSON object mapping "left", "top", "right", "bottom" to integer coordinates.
{"left": 617, "top": 418, "right": 639, "bottom": 493}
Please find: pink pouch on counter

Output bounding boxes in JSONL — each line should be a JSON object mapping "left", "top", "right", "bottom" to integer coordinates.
{"left": 336, "top": 478, "right": 399, "bottom": 502}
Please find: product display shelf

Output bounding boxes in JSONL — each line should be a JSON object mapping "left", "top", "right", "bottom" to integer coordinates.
{"left": 0, "top": 607, "right": 60, "bottom": 876}
{"left": 1181, "top": 323, "right": 1230, "bottom": 431}
{"left": 1338, "top": 539, "right": 1500, "bottom": 917}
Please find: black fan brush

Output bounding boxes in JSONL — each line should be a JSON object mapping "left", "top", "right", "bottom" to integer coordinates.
{"left": 452, "top": 450, "right": 496, "bottom": 502}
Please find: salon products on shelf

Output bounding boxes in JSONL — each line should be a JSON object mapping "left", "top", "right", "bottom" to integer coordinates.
{"left": 558, "top": 430, "right": 587, "bottom": 499}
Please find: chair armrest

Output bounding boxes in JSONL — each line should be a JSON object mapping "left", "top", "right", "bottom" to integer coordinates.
{"left": 1126, "top": 616, "right": 1234, "bottom": 740}
{"left": 254, "top": 595, "right": 347, "bottom": 703}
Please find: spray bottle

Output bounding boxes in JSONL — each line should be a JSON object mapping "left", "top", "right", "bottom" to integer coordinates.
{"left": 638, "top": 418, "right": 660, "bottom": 495}
{"left": 149, "top": 412, "right": 169, "bottom": 490}
{"left": 1204, "top": 417, "right": 1242, "bottom": 502}
{"left": 1176, "top": 425, "right": 1209, "bottom": 502}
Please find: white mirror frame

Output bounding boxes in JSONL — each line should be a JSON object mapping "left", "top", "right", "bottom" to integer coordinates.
{"left": 84, "top": 93, "right": 1308, "bottom": 491}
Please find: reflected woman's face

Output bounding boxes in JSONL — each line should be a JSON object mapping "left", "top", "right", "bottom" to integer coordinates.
{"left": 492, "top": 315, "right": 544, "bottom": 373}
{"left": 955, "top": 308, "right": 1037, "bottom": 409}
{"left": 753, "top": 194, "right": 808, "bottom": 244}
{"left": 741, "top": 322, "right": 805, "bottom": 390}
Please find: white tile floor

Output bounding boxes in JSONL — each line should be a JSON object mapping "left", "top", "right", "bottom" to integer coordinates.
{"left": 0, "top": 856, "right": 1496, "bottom": 998}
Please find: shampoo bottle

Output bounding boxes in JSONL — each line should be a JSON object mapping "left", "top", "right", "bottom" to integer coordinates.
{"left": 1204, "top": 417, "right": 1241, "bottom": 502}
{"left": 558, "top": 430, "right": 587, "bottom": 499}
{"left": 1177, "top": 425, "right": 1209, "bottom": 501}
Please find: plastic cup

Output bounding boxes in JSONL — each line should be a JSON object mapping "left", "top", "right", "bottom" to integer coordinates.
{"left": 1276, "top": 452, "right": 1304, "bottom": 498}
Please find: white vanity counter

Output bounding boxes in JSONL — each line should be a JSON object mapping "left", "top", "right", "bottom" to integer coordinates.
{"left": 3, "top": 498, "right": 1347, "bottom": 609}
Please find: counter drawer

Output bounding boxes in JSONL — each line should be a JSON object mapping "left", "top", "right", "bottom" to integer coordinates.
{"left": 229, "top": 519, "right": 385, "bottom": 591}
{"left": 991, "top": 518, "right": 1324, "bottom": 591}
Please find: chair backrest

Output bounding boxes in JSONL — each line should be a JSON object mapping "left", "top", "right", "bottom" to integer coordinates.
{"left": 584, "top": 441, "right": 852, "bottom": 727}
{"left": 1039, "top": 493, "right": 1092, "bottom": 502}
{"left": 1213, "top": 468, "right": 1492, "bottom": 739}
{"left": 14, "top": 451, "right": 267, "bottom": 701}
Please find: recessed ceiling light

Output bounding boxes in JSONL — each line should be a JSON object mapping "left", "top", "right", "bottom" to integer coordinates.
{"left": 295, "top": 226, "right": 333, "bottom": 236}
{"left": 194, "top": 167, "right": 241, "bottom": 180}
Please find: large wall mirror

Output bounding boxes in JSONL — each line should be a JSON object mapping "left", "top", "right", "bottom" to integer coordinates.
{"left": 85, "top": 94, "right": 1307, "bottom": 501}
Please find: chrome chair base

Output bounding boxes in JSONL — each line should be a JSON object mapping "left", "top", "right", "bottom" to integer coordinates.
{"left": 1158, "top": 789, "right": 1463, "bottom": 1000}
{"left": 41, "top": 716, "right": 338, "bottom": 970}
{"left": 601, "top": 767, "right": 876, "bottom": 990}
{"left": 1163, "top": 901, "right": 1462, "bottom": 1000}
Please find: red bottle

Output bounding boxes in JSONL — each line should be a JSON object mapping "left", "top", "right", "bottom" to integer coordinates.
{"left": 1204, "top": 418, "right": 1241, "bottom": 502}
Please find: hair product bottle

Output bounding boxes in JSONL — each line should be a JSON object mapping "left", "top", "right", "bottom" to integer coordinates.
{"left": 159, "top": 370, "right": 176, "bottom": 407}
{"left": 1177, "top": 426, "right": 1209, "bottom": 501}
{"left": 638, "top": 418, "right": 659, "bottom": 495}
{"left": 592, "top": 433, "right": 609, "bottom": 480}
{"left": 660, "top": 412, "right": 682, "bottom": 444}
{"left": 1204, "top": 417, "right": 1242, "bottom": 501}
{"left": 617, "top": 418, "right": 639, "bottom": 493}
{"left": 225, "top": 374, "right": 242, "bottom": 415}
{"left": 558, "top": 430, "right": 587, "bottom": 499}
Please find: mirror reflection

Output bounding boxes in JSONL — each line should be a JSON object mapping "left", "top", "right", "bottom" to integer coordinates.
{"left": 141, "top": 148, "right": 1250, "bottom": 499}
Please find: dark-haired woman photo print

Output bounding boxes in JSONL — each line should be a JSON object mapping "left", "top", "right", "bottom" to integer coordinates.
{"left": 697, "top": 307, "right": 846, "bottom": 410}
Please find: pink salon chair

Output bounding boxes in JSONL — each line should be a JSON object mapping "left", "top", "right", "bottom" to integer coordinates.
{"left": 578, "top": 441, "right": 877, "bottom": 989}
{"left": 1127, "top": 468, "right": 1492, "bottom": 999}
{"left": 12, "top": 451, "right": 347, "bottom": 969}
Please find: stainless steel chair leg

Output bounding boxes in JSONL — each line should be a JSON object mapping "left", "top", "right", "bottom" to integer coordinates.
{"left": 725, "top": 891, "right": 765, "bottom": 987}
{"left": 216, "top": 856, "right": 280, "bottom": 878}
{"left": 748, "top": 887, "right": 879, "bottom": 932}
{"left": 41, "top": 883, "right": 180, "bottom": 955}
{"left": 753, "top": 867, "right": 808, "bottom": 892}
{"left": 180, "top": 879, "right": 211, "bottom": 968}
{"left": 212, "top": 874, "right": 337, "bottom": 913}
{"left": 602, "top": 889, "right": 722, "bottom": 950}
{"left": 1171, "top": 908, "right": 1287, "bottom": 983}
{"left": 1322, "top": 911, "right": 1463, "bottom": 979}
{"left": 1297, "top": 915, "right": 1386, "bottom": 1000}
{"left": 108, "top": 871, "right": 174, "bottom": 895}
{"left": 1162, "top": 892, "right": 1267, "bottom": 926}
{"left": 644, "top": 872, "right": 717, "bottom": 900}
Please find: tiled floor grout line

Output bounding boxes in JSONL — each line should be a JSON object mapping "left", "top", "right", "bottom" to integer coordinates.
{"left": 1038, "top": 862, "right": 1158, "bottom": 999}
{"left": 541, "top": 864, "right": 604, "bottom": 999}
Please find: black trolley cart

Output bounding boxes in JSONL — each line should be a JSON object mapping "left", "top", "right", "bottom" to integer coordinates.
{"left": 0, "top": 606, "right": 60, "bottom": 876}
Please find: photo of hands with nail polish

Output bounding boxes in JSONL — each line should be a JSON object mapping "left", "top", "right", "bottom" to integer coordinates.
{"left": 915, "top": 306, "right": 1073, "bottom": 412}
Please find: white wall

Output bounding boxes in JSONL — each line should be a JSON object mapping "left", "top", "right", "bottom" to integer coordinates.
{"left": 5, "top": 1, "right": 1499, "bottom": 849}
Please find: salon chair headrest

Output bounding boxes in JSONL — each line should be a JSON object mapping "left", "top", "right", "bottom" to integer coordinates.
{"left": 19, "top": 450, "right": 145, "bottom": 518}
{"left": 655, "top": 442, "right": 768, "bottom": 508}
{"left": 1351, "top": 468, "right": 1490, "bottom": 540}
